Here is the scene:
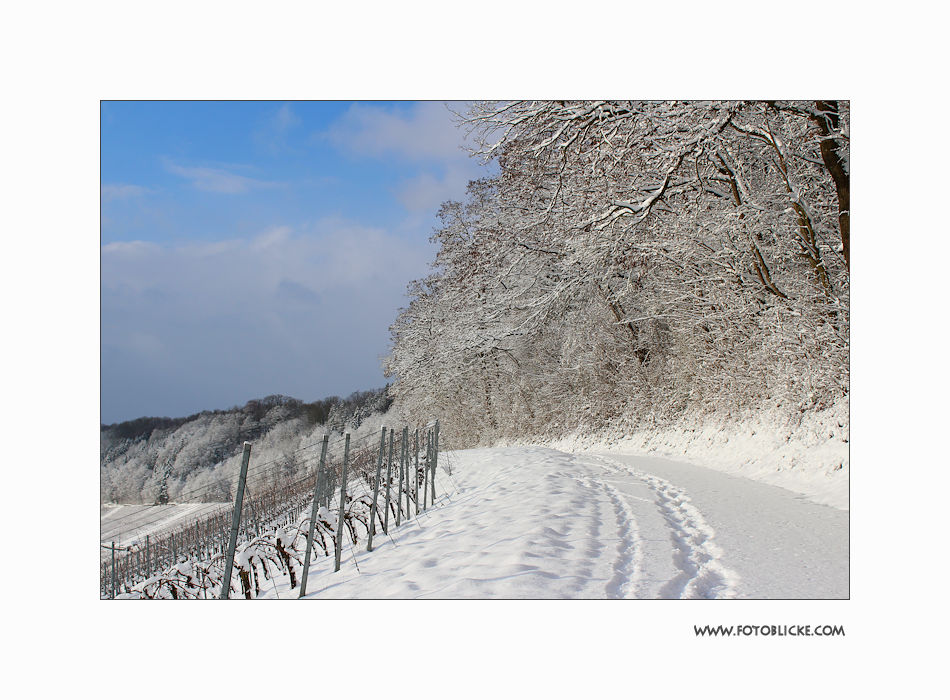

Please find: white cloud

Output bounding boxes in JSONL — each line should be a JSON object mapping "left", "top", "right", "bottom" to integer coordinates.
{"left": 101, "top": 183, "right": 150, "bottom": 201}
{"left": 163, "top": 159, "right": 279, "bottom": 194}
{"left": 250, "top": 225, "right": 292, "bottom": 251}
{"left": 273, "top": 103, "right": 301, "bottom": 132}
{"left": 322, "top": 101, "right": 493, "bottom": 217}
{"left": 396, "top": 163, "right": 475, "bottom": 212}
{"left": 101, "top": 240, "right": 161, "bottom": 257}
{"left": 254, "top": 103, "right": 302, "bottom": 154}
{"left": 324, "top": 101, "right": 476, "bottom": 163}
{"left": 101, "top": 220, "right": 431, "bottom": 375}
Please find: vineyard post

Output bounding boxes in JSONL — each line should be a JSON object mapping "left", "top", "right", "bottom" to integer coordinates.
{"left": 219, "top": 441, "right": 252, "bottom": 599}
{"left": 413, "top": 428, "right": 419, "bottom": 516}
{"left": 111, "top": 542, "right": 116, "bottom": 599}
{"left": 428, "top": 428, "right": 433, "bottom": 502}
{"left": 333, "top": 434, "right": 351, "bottom": 572}
{"left": 396, "top": 428, "right": 405, "bottom": 527}
{"left": 427, "top": 427, "right": 435, "bottom": 504}
{"left": 403, "top": 427, "right": 411, "bottom": 518}
{"left": 432, "top": 420, "right": 440, "bottom": 503}
{"left": 145, "top": 535, "right": 150, "bottom": 578}
{"left": 367, "top": 428, "right": 387, "bottom": 552}
{"left": 383, "top": 429, "right": 394, "bottom": 534}
{"left": 422, "top": 429, "right": 428, "bottom": 511}
{"left": 299, "top": 434, "right": 329, "bottom": 598}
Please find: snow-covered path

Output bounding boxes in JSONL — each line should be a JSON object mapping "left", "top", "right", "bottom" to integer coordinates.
{"left": 598, "top": 453, "right": 848, "bottom": 598}
{"left": 264, "top": 447, "right": 847, "bottom": 599}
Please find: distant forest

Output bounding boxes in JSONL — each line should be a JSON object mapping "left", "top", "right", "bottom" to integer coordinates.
{"left": 101, "top": 388, "right": 392, "bottom": 504}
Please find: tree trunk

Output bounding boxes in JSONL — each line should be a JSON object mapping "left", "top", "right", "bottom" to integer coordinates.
{"left": 814, "top": 100, "right": 850, "bottom": 271}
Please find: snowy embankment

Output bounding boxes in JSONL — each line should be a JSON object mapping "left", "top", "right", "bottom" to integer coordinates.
{"left": 544, "top": 399, "right": 849, "bottom": 511}
{"left": 260, "top": 445, "right": 847, "bottom": 600}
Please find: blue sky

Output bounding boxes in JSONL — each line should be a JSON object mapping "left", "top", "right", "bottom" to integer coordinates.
{"left": 101, "top": 101, "right": 491, "bottom": 424}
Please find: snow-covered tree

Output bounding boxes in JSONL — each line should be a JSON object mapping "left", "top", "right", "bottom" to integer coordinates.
{"left": 386, "top": 100, "right": 849, "bottom": 444}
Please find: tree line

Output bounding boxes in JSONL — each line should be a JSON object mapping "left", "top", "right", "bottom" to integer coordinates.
{"left": 101, "top": 388, "right": 392, "bottom": 504}
{"left": 102, "top": 390, "right": 392, "bottom": 441}
{"left": 385, "top": 100, "right": 850, "bottom": 446}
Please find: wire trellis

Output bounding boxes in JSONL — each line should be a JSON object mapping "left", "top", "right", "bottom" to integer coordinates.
{"left": 101, "top": 421, "right": 455, "bottom": 599}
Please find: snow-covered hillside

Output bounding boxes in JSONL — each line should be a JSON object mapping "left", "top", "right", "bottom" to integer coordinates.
{"left": 255, "top": 446, "right": 847, "bottom": 599}
{"left": 100, "top": 503, "right": 229, "bottom": 559}
{"left": 101, "top": 390, "right": 395, "bottom": 505}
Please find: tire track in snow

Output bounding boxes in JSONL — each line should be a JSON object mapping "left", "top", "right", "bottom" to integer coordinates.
{"left": 593, "top": 456, "right": 740, "bottom": 599}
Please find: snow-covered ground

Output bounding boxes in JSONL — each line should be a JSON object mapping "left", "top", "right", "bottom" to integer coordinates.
{"left": 100, "top": 502, "right": 229, "bottom": 559}
{"left": 256, "top": 446, "right": 847, "bottom": 599}
{"left": 546, "top": 399, "right": 850, "bottom": 511}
